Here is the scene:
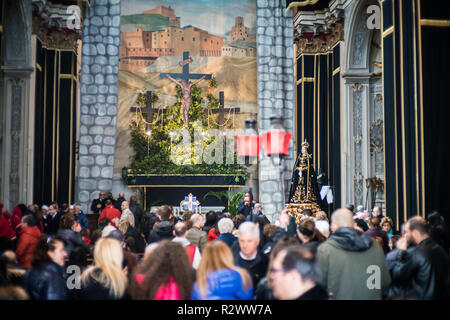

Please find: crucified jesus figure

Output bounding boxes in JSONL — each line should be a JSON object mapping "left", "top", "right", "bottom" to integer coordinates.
{"left": 165, "top": 74, "right": 207, "bottom": 128}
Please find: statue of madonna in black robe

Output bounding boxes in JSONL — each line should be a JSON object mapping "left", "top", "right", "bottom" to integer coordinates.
{"left": 288, "top": 140, "right": 322, "bottom": 209}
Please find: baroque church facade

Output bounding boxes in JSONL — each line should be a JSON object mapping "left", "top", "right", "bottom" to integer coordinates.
{"left": 1, "top": 0, "right": 449, "bottom": 227}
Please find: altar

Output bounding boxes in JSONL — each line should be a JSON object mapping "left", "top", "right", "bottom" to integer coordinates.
{"left": 125, "top": 173, "right": 246, "bottom": 212}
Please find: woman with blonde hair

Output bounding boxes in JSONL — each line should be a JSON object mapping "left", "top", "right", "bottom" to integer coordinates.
{"left": 192, "top": 240, "right": 253, "bottom": 300}
{"left": 77, "top": 238, "right": 128, "bottom": 300}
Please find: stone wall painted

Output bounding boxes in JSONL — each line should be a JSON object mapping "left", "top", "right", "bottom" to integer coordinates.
{"left": 77, "top": 0, "right": 121, "bottom": 213}
{"left": 256, "top": 0, "right": 295, "bottom": 222}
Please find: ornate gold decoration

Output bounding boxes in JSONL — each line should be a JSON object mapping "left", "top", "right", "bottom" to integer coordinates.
{"left": 285, "top": 140, "right": 321, "bottom": 224}
{"left": 32, "top": 15, "right": 80, "bottom": 51}
{"left": 287, "top": 0, "right": 320, "bottom": 12}
{"left": 295, "top": 21, "right": 344, "bottom": 55}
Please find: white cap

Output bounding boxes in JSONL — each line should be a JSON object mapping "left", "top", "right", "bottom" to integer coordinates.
{"left": 315, "top": 220, "right": 330, "bottom": 235}
{"left": 41, "top": 205, "right": 49, "bottom": 211}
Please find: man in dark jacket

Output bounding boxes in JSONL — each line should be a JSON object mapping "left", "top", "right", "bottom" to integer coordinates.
{"left": 237, "top": 195, "right": 253, "bottom": 217}
{"left": 129, "top": 196, "right": 143, "bottom": 233}
{"left": 232, "top": 221, "right": 268, "bottom": 288}
{"left": 147, "top": 205, "right": 174, "bottom": 243}
{"left": 90, "top": 192, "right": 105, "bottom": 214}
{"left": 389, "top": 216, "right": 449, "bottom": 299}
{"left": 143, "top": 210, "right": 159, "bottom": 240}
{"left": 114, "top": 192, "right": 126, "bottom": 211}
{"left": 364, "top": 217, "right": 389, "bottom": 253}
{"left": 46, "top": 204, "right": 62, "bottom": 236}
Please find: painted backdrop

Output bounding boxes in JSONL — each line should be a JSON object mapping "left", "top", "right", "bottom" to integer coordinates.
{"left": 115, "top": 0, "right": 257, "bottom": 174}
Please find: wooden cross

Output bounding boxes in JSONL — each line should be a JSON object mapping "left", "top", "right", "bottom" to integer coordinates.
{"left": 160, "top": 51, "right": 212, "bottom": 82}
{"left": 209, "top": 91, "right": 240, "bottom": 131}
{"left": 130, "top": 91, "right": 167, "bottom": 131}
{"left": 160, "top": 52, "right": 212, "bottom": 128}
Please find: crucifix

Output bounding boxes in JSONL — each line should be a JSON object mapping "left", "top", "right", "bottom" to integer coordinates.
{"left": 160, "top": 51, "right": 212, "bottom": 128}
{"left": 209, "top": 91, "right": 241, "bottom": 131}
{"left": 130, "top": 91, "right": 167, "bottom": 131}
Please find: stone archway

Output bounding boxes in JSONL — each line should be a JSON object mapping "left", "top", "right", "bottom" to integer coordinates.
{"left": 342, "top": 0, "right": 384, "bottom": 211}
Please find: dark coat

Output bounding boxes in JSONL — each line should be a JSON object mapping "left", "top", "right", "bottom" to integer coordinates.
{"left": 45, "top": 212, "right": 62, "bottom": 235}
{"left": 390, "top": 237, "right": 450, "bottom": 299}
{"left": 254, "top": 277, "right": 274, "bottom": 300}
{"left": 114, "top": 197, "right": 126, "bottom": 211}
{"left": 23, "top": 262, "right": 68, "bottom": 300}
{"left": 216, "top": 233, "right": 237, "bottom": 248}
{"left": 129, "top": 202, "right": 143, "bottom": 233}
{"left": 231, "top": 242, "right": 268, "bottom": 289}
{"left": 364, "top": 226, "right": 389, "bottom": 253}
{"left": 295, "top": 285, "right": 329, "bottom": 300}
{"left": 354, "top": 218, "right": 369, "bottom": 232}
{"left": 56, "top": 228, "right": 89, "bottom": 258}
{"left": 124, "top": 227, "right": 146, "bottom": 253}
{"left": 237, "top": 202, "right": 253, "bottom": 217}
{"left": 76, "top": 268, "right": 126, "bottom": 300}
{"left": 246, "top": 211, "right": 270, "bottom": 224}
{"left": 90, "top": 198, "right": 105, "bottom": 214}
{"left": 142, "top": 211, "right": 159, "bottom": 239}
{"left": 147, "top": 220, "right": 174, "bottom": 244}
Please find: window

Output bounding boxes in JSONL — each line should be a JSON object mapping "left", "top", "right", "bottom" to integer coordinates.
{"left": 181, "top": 37, "right": 184, "bottom": 41}
{"left": 193, "top": 37, "right": 195, "bottom": 41}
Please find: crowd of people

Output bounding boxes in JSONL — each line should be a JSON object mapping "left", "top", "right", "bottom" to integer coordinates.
{"left": 0, "top": 191, "right": 449, "bottom": 300}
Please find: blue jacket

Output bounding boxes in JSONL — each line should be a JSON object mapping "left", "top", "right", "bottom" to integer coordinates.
{"left": 216, "top": 233, "right": 237, "bottom": 248}
{"left": 192, "top": 269, "right": 253, "bottom": 300}
{"left": 75, "top": 211, "right": 89, "bottom": 230}
{"left": 22, "top": 262, "right": 68, "bottom": 300}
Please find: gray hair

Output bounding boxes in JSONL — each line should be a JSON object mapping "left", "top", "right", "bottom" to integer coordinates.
{"left": 22, "top": 215, "right": 35, "bottom": 226}
{"left": 218, "top": 218, "right": 234, "bottom": 234}
{"left": 238, "top": 221, "right": 260, "bottom": 239}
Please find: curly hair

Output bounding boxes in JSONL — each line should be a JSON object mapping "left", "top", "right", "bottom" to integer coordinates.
{"left": 380, "top": 216, "right": 394, "bottom": 229}
{"left": 129, "top": 240, "right": 193, "bottom": 300}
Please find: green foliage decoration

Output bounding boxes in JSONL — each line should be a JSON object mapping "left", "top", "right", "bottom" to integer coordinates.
{"left": 123, "top": 81, "right": 248, "bottom": 184}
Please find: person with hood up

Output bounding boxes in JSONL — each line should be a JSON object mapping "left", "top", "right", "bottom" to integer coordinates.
{"left": 316, "top": 208, "right": 391, "bottom": 299}
{"left": 10, "top": 206, "right": 23, "bottom": 232}
{"left": 16, "top": 215, "right": 41, "bottom": 268}
{"left": 147, "top": 205, "right": 174, "bottom": 244}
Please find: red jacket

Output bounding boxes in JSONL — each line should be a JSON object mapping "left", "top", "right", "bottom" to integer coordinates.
{"left": 16, "top": 226, "right": 41, "bottom": 268}
{"left": 98, "top": 205, "right": 121, "bottom": 227}
{"left": 10, "top": 206, "right": 23, "bottom": 231}
{"left": 0, "top": 215, "right": 15, "bottom": 240}
{"left": 208, "top": 228, "right": 220, "bottom": 242}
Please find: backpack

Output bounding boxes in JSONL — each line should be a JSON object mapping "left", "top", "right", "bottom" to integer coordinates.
{"left": 185, "top": 244, "right": 196, "bottom": 265}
